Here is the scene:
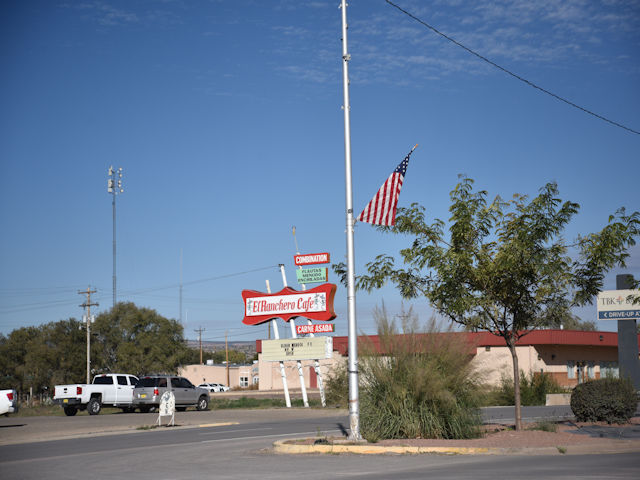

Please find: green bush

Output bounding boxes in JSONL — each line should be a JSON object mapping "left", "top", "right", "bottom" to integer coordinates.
{"left": 324, "top": 359, "right": 348, "bottom": 408}
{"left": 488, "top": 371, "right": 565, "bottom": 406}
{"left": 356, "top": 305, "right": 482, "bottom": 441}
{"left": 570, "top": 378, "right": 637, "bottom": 424}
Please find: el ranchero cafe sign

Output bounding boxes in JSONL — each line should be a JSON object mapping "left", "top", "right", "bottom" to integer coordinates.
{"left": 241, "top": 283, "right": 337, "bottom": 325}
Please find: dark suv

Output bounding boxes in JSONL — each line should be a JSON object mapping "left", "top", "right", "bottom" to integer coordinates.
{"left": 132, "top": 375, "right": 209, "bottom": 412}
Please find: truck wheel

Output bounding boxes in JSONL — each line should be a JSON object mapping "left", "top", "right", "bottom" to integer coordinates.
{"left": 196, "top": 395, "right": 209, "bottom": 411}
{"left": 88, "top": 398, "right": 102, "bottom": 415}
{"left": 64, "top": 406, "right": 78, "bottom": 417}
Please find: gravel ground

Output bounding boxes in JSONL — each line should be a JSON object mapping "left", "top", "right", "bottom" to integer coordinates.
{"left": 351, "top": 417, "right": 640, "bottom": 450}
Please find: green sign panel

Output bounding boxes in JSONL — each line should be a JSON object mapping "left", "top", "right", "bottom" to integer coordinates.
{"left": 296, "top": 267, "right": 328, "bottom": 284}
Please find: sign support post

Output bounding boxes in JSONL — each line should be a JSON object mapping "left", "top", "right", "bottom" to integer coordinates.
{"left": 616, "top": 274, "right": 640, "bottom": 390}
{"left": 280, "top": 264, "right": 309, "bottom": 408}
{"left": 292, "top": 228, "right": 327, "bottom": 407}
{"left": 266, "top": 279, "right": 291, "bottom": 408}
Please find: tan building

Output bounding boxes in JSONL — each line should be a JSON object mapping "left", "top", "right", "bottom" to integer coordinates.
{"left": 179, "top": 362, "right": 259, "bottom": 389}
{"left": 249, "top": 330, "right": 636, "bottom": 390}
{"left": 179, "top": 330, "right": 637, "bottom": 391}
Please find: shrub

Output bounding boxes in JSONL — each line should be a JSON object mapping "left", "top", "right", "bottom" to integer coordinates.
{"left": 357, "top": 305, "right": 482, "bottom": 441}
{"left": 323, "top": 359, "right": 348, "bottom": 408}
{"left": 570, "top": 378, "right": 637, "bottom": 424}
{"left": 489, "top": 371, "right": 565, "bottom": 406}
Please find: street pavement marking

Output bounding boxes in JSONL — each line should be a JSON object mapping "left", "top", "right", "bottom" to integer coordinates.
{"left": 197, "top": 422, "right": 239, "bottom": 428}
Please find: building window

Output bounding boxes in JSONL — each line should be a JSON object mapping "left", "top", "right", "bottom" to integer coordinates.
{"left": 240, "top": 376, "right": 249, "bottom": 387}
{"left": 567, "top": 361, "right": 576, "bottom": 379}
{"left": 587, "top": 361, "right": 595, "bottom": 379}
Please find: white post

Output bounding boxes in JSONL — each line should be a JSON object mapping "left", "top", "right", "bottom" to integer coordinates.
{"left": 341, "top": 0, "right": 361, "bottom": 440}
{"left": 266, "top": 279, "right": 291, "bottom": 408}
{"left": 292, "top": 227, "right": 327, "bottom": 407}
{"left": 279, "top": 264, "right": 309, "bottom": 408}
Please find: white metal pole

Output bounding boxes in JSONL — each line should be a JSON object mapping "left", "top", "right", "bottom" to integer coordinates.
{"left": 341, "top": 0, "right": 361, "bottom": 440}
{"left": 266, "top": 279, "right": 291, "bottom": 408}
{"left": 279, "top": 264, "right": 309, "bottom": 408}
{"left": 292, "top": 227, "right": 327, "bottom": 407}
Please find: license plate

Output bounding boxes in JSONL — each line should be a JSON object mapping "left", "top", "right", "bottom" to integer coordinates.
{"left": 140, "top": 394, "right": 147, "bottom": 398}
{"left": 63, "top": 399, "right": 68, "bottom": 403}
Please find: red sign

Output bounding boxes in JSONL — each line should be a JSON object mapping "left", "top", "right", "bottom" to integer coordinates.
{"left": 242, "top": 283, "right": 337, "bottom": 326}
{"left": 296, "top": 323, "right": 335, "bottom": 335}
{"left": 294, "top": 252, "right": 330, "bottom": 266}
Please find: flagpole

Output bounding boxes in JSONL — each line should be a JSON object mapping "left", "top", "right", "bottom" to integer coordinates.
{"left": 340, "top": 0, "right": 361, "bottom": 441}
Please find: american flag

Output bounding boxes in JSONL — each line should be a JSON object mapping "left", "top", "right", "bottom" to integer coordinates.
{"left": 357, "top": 145, "right": 417, "bottom": 226}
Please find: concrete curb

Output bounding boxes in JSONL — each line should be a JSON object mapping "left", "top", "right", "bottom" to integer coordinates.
{"left": 273, "top": 439, "right": 640, "bottom": 456}
{"left": 274, "top": 440, "right": 492, "bottom": 455}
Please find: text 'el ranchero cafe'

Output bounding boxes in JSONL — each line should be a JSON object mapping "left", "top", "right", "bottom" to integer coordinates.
{"left": 241, "top": 284, "right": 337, "bottom": 325}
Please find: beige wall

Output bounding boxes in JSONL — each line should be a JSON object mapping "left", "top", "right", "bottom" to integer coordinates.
{"left": 178, "top": 364, "right": 258, "bottom": 389}
{"left": 257, "top": 352, "right": 343, "bottom": 391}
{"left": 471, "top": 344, "right": 619, "bottom": 387}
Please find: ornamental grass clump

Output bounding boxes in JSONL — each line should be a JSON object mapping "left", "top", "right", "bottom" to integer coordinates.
{"left": 570, "top": 378, "right": 637, "bottom": 424}
{"left": 358, "top": 305, "right": 482, "bottom": 442}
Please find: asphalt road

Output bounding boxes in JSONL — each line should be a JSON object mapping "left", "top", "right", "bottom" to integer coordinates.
{"left": 1, "top": 406, "right": 639, "bottom": 479}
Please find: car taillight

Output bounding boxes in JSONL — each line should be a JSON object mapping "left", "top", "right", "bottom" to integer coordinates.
{"left": 77, "top": 386, "right": 82, "bottom": 395}
{"left": 153, "top": 388, "right": 159, "bottom": 396}
{"left": 7, "top": 392, "right": 13, "bottom": 401}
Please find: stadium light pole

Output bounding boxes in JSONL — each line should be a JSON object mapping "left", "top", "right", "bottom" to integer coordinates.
{"left": 107, "top": 166, "right": 123, "bottom": 309}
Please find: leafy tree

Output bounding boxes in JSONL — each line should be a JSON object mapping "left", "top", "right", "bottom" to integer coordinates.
{"left": 337, "top": 177, "right": 639, "bottom": 430}
{"left": 182, "top": 348, "right": 249, "bottom": 365}
{"left": 0, "top": 319, "right": 86, "bottom": 393}
{"left": 92, "top": 302, "right": 190, "bottom": 376}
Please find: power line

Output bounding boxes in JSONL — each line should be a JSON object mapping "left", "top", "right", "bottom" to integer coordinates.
{"left": 385, "top": 0, "right": 640, "bottom": 136}
{"left": 0, "top": 265, "right": 278, "bottom": 315}
{"left": 120, "top": 265, "right": 279, "bottom": 296}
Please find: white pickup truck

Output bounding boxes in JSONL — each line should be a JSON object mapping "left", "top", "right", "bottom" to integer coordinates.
{"left": 0, "top": 389, "right": 18, "bottom": 416}
{"left": 53, "top": 373, "right": 139, "bottom": 416}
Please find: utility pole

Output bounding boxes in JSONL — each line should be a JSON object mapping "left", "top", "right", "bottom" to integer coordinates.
{"left": 107, "top": 166, "right": 124, "bottom": 309}
{"left": 225, "top": 331, "right": 230, "bottom": 387}
{"left": 79, "top": 287, "right": 98, "bottom": 384}
{"left": 194, "top": 327, "right": 205, "bottom": 364}
{"left": 179, "top": 249, "right": 183, "bottom": 325}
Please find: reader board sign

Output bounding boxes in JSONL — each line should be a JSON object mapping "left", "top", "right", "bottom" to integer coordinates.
{"left": 296, "top": 267, "right": 328, "bottom": 284}
{"left": 261, "top": 337, "right": 333, "bottom": 361}
{"left": 296, "top": 323, "right": 335, "bottom": 335}
{"left": 294, "top": 252, "right": 330, "bottom": 266}
{"left": 597, "top": 289, "right": 640, "bottom": 320}
{"left": 242, "top": 283, "right": 337, "bottom": 325}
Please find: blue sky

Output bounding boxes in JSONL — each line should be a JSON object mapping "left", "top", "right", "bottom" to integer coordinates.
{"left": 1, "top": 0, "right": 639, "bottom": 343}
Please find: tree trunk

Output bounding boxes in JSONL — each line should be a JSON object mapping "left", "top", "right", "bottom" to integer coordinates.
{"left": 508, "top": 341, "right": 522, "bottom": 431}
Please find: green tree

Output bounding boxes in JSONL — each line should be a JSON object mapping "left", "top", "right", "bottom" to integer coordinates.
{"left": 338, "top": 177, "right": 639, "bottom": 430}
{"left": 0, "top": 318, "right": 86, "bottom": 393}
{"left": 92, "top": 302, "right": 190, "bottom": 376}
